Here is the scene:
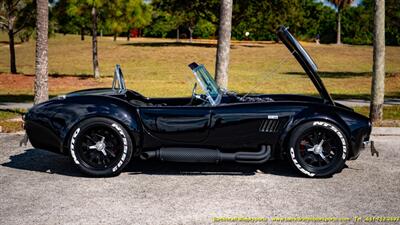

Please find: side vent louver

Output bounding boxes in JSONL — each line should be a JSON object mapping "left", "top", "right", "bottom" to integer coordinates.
{"left": 259, "top": 119, "right": 287, "bottom": 133}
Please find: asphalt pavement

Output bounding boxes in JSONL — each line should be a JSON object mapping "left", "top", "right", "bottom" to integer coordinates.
{"left": 0, "top": 133, "right": 399, "bottom": 225}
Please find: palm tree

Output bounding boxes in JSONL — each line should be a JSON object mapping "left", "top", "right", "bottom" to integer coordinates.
{"left": 34, "top": 0, "right": 49, "bottom": 104}
{"left": 91, "top": 3, "right": 100, "bottom": 79}
{"left": 370, "top": 0, "right": 385, "bottom": 122}
{"left": 327, "top": 0, "right": 354, "bottom": 44}
{"left": 215, "top": 0, "right": 233, "bottom": 89}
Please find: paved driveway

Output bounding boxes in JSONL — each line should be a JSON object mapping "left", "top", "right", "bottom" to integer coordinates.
{"left": 0, "top": 134, "right": 399, "bottom": 225}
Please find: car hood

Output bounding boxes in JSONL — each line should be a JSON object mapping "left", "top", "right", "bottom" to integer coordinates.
{"left": 277, "top": 26, "right": 334, "bottom": 105}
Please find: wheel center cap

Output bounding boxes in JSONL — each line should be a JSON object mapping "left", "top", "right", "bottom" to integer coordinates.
{"left": 95, "top": 142, "right": 105, "bottom": 151}
{"left": 313, "top": 145, "right": 323, "bottom": 154}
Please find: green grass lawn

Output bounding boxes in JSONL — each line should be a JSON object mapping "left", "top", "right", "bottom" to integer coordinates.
{"left": 0, "top": 109, "right": 25, "bottom": 133}
{"left": 0, "top": 33, "right": 399, "bottom": 131}
{"left": 354, "top": 105, "right": 400, "bottom": 120}
{"left": 0, "top": 32, "right": 399, "bottom": 100}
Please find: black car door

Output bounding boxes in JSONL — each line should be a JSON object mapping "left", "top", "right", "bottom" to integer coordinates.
{"left": 208, "top": 103, "right": 290, "bottom": 150}
{"left": 138, "top": 106, "right": 211, "bottom": 143}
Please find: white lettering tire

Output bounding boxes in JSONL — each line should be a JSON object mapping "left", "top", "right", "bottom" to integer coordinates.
{"left": 287, "top": 121, "right": 348, "bottom": 177}
{"left": 69, "top": 117, "right": 133, "bottom": 177}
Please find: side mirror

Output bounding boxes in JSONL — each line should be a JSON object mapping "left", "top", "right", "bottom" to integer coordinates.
{"left": 112, "top": 64, "right": 126, "bottom": 93}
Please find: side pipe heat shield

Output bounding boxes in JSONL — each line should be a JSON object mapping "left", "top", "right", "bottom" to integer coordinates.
{"left": 140, "top": 145, "right": 271, "bottom": 164}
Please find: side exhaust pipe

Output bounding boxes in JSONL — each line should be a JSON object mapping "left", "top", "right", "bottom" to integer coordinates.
{"left": 140, "top": 145, "right": 271, "bottom": 164}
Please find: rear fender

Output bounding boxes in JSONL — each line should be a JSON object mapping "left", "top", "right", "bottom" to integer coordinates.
{"left": 51, "top": 95, "right": 142, "bottom": 154}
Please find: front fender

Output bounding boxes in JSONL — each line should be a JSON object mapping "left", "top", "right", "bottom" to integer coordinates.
{"left": 277, "top": 105, "right": 351, "bottom": 159}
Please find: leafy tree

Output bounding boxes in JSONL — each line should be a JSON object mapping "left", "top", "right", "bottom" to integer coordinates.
{"left": 151, "top": 0, "right": 219, "bottom": 42}
{"left": 326, "top": 0, "right": 354, "bottom": 44}
{"left": 0, "top": 0, "right": 35, "bottom": 74}
{"left": 104, "top": 0, "right": 152, "bottom": 41}
{"left": 298, "top": 0, "right": 336, "bottom": 43}
{"left": 341, "top": 3, "right": 373, "bottom": 45}
{"left": 66, "top": 0, "right": 105, "bottom": 79}
{"left": 104, "top": 0, "right": 125, "bottom": 41}
{"left": 54, "top": 0, "right": 88, "bottom": 39}
{"left": 193, "top": 18, "right": 216, "bottom": 38}
{"left": 340, "top": 0, "right": 399, "bottom": 45}
{"left": 65, "top": 0, "right": 93, "bottom": 40}
{"left": 385, "top": 0, "right": 400, "bottom": 45}
{"left": 124, "top": 0, "right": 152, "bottom": 40}
{"left": 142, "top": 10, "right": 178, "bottom": 38}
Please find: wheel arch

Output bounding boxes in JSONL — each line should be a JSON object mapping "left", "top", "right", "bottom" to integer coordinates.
{"left": 62, "top": 114, "right": 141, "bottom": 155}
{"left": 278, "top": 114, "right": 352, "bottom": 159}
{"left": 58, "top": 96, "right": 142, "bottom": 155}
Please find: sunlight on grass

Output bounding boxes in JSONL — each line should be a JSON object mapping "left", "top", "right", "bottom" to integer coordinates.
{"left": 353, "top": 105, "right": 400, "bottom": 120}
{"left": 0, "top": 33, "right": 399, "bottom": 99}
{"left": 0, "top": 109, "right": 25, "bottom": 133}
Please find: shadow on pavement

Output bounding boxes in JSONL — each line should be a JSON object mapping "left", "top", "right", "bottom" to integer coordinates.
{"left": 2, "top": 148, "right": 304, "bottom": 178}
{"left": 1, "top": 148, "right": 83, "bottom": 177}
{"left": 126, "top": 158, "right": 300, "bottom": 177}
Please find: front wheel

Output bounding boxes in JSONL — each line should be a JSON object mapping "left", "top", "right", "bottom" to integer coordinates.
{"left": 288, "top": 121, "right": 348, "bottom": 177}
{"left": 69, "top": 117, "right": 133, "bottom": 177}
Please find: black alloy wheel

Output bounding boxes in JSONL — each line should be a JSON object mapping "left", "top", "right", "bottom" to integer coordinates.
{"left": 288, "top": 121, "right": 348, "bottom": 177}
{"left": 69, "top": 117, "right": 133, "bottom": 177}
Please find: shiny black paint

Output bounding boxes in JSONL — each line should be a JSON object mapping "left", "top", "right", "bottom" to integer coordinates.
{"left": 25, "top": 93, "right": 142, "bottom": 154}
{"left": 25, "top": 88, "right": 371, "bottom": 160}
{"left": 24, "top": 26, "right": 371, "bottom": 161}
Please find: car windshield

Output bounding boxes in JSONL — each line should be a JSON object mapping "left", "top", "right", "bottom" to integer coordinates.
{"left": 190, "top": 64, "right": 221, "bottom": 105}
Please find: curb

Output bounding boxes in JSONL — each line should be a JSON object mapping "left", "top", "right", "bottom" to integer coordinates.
{"left": 0, "top": 102, "right": 33, "bottom": 110}
{"left": 371, "top": 127, "right": 400, "bottom": 136}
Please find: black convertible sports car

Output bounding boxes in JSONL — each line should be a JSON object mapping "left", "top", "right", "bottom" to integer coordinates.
{"left": 24, "top": 26, "right": 372, "bottom": 177}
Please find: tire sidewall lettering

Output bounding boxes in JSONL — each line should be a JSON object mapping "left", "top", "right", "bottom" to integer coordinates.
{"left": 111, "top": 123, "right": 128, "bottom": 172}
{"left": 290, "top": 147, "right": 315, "bottom": 177}
{"left": 69, "top": 122, "right": 129, "bottom": 173}
{"left": 289, "top": 121, "right": 348, "bottom": 177}
{"left": 70, "top": 128, "right": 81, "bottom": 165}
{"left": 312, "top": 121, "right": 347, "bottom": 160}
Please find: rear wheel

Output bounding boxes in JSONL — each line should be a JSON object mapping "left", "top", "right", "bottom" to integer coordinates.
{"left": 69, "top": 117, "right": 133, "bottom": 177}
{"left": 288, "top": 121, "right": 348, "bottom": 177}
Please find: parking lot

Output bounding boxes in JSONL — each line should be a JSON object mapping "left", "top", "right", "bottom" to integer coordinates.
{"left": 0, "top": 133, "right": 399, "bottom": 225}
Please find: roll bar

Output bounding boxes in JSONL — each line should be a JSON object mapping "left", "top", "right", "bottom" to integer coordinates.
{"left": 112, "top": 64, "right": 126, "bottom": 93}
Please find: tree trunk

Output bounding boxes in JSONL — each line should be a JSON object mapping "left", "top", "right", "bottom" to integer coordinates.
{"left": 92, "top": 6, "right": 100, "bottom": 79}
{"left": 80, "top": 27, "right": 85, "bottom": 41}
{"left": 127, "top": 29, "right": 130, "bottom": 41}
{"left": 113, "top": 33, "right": 117, "bottom": 41}
{"left": 215, "top": 0, "right": 233, "bottom": 90}
{"left": 176, "top": 28, "right": 179, "bottom": 42}
{"left": 34, "top": 0, "right": 49, "bottom": 104}
{"left": 336, "top": 9, "right": 342, "bottom": 45}
{"left": 370, "top": 0, "right": 385, "bottom": 122}
{"left": 8, "top": 27, "right": 17, "bottom": 74}
{"left": 6, "top": 1, "right": 17, "bottom": 74}
{"left": 188, "top": 27, "right": 193, "bottom": 43}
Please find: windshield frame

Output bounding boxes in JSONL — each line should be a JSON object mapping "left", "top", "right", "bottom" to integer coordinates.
{"left": 189, "top": 63, "right": 222, "bottom": 106}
